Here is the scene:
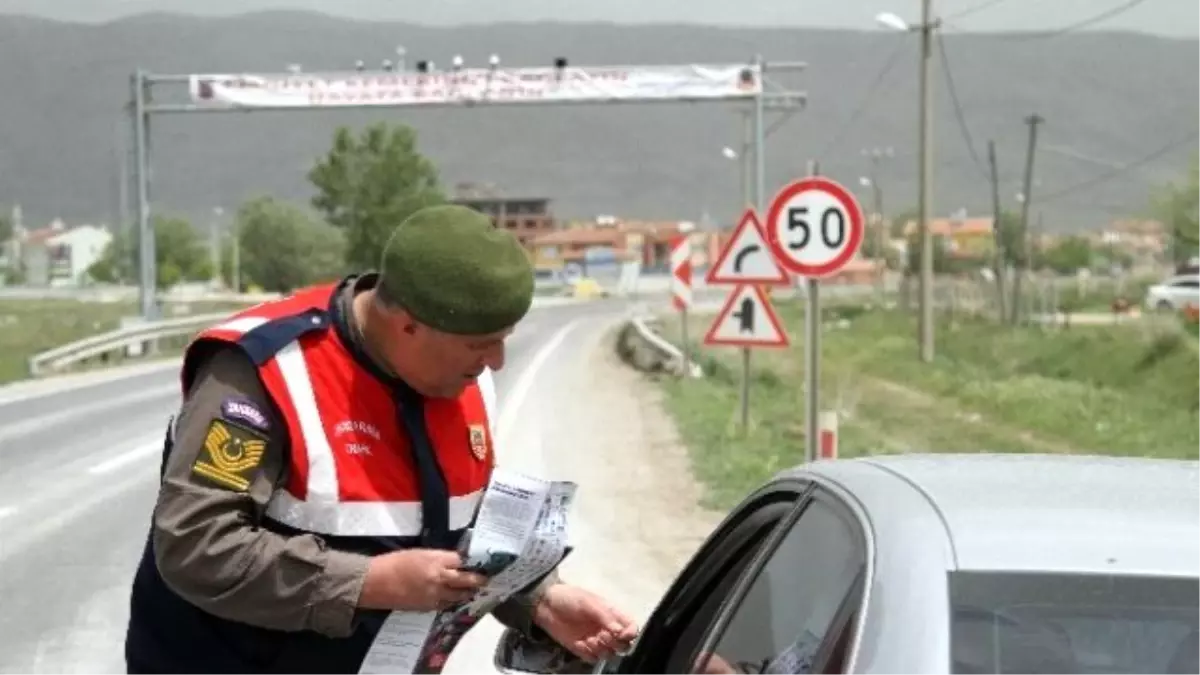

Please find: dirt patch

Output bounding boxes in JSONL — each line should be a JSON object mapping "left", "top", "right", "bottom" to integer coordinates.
{"left": 594, "top": 332, "right": 724, "bottom": 574}
{"left": 542, "top": 326, "right": 723, "bottom": 614}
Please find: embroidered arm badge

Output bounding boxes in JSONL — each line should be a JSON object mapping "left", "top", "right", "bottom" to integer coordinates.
{"left": 190, "top": 418, "right": 268, "bottom": 492}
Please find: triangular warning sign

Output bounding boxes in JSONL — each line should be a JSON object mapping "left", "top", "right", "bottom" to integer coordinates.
{"left": 705, "top": 210, "right": 791, "bottom": 287}
{"left": 704, "top": 284, "right": 790, "bottom": 348}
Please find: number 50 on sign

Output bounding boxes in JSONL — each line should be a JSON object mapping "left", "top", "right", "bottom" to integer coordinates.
{"left": 764, "top": 177, "right": 865, "bottom": 278}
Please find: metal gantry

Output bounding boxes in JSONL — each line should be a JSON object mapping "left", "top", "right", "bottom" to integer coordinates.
{"left": 125, "top": 54, "right": 806, "bottom": 319}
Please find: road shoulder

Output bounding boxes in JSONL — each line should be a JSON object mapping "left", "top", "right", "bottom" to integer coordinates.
{"left": 541, "top": 323, "right": 723, "bottom": 621}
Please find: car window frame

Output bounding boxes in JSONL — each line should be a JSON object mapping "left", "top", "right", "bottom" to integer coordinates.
{"left": 611, "top": 479, "right": 813, "bottom": 674}
{"left": 689, "top": 485, "right": 872, "bottom": 675}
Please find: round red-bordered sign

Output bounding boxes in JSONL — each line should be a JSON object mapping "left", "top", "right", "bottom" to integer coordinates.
{"left": 764, "top": 176, "right": 865, "bottom": 278}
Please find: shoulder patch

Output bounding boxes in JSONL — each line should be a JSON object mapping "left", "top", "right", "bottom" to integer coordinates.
{"left": 191, "top": 418, "right": 269, "bottom": 492}
{"left": 220, "top": 397, "right": 270, "bottom": 432}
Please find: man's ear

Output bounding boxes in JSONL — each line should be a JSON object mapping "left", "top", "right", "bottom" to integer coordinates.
{"left": 390, "top": 307, "right": 419, "bottom": 335}
{"left": 371, "top": 291, "right": 419, "bottom": 335}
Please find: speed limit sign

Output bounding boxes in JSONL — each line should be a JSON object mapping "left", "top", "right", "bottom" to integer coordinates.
{"left": 764, "top": 176, "right": 865, "bottom": 278}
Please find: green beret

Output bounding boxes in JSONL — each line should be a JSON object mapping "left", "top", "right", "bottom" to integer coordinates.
{"left": 378, "top": 204, "right": 535, "bottom": 335}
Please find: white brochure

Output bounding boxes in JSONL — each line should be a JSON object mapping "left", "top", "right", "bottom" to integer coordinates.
{"left": 359, "top": 468, "right": 576, "bottom": 674}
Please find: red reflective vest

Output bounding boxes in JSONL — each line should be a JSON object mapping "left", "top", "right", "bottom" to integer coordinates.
{"left": 184, "top": 282, "right": 497, "bottom": 539}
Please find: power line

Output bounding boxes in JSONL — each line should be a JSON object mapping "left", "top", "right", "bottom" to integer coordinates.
{"left": 1038, "top": 131, "right": 1198, "bottom": 203}
{"left": 1003, "top": 0, "right": 1149, "bottom": 40}
{"left": 945, "top": 0, "right": 1017, "bottom": 21}
{"left": 935, "top": 33, "right": 990, "bottom": 181}
{"left": 817, "top": 35, "right": 911, "bottom": 159}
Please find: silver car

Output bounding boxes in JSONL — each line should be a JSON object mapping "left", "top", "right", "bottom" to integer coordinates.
{"left": 1145, "top": 274, "right": 1200, "bottom": 311}
{"left": 495, "top": 453, "right": 1199, "bottom": 674}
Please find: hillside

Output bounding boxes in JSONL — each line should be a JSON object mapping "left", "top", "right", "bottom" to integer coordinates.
{"left": 0, "top": 11, "right": 1196, "bottom": 231}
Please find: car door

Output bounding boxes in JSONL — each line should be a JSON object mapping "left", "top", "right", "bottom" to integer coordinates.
{"left": 617, "top": 483, "right": 870, "bottom": 674}
{"left": 1170, "top": 278, "right": 1200, "bottom": 306}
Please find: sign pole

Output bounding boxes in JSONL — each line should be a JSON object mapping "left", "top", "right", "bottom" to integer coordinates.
{"left": 764, "top": 174, "right": 864, "bottom": 464}
{"left": 704, "top": 211, "right": 791, "bottom": 430}
{"left": 805, "top": 163, "right": 821, "bottom": 463}
{"left": 805, "top": 277, "right": 820, "bottom": 463}
{"left": 681, "top": 306, "right": 690, "bottom": 374}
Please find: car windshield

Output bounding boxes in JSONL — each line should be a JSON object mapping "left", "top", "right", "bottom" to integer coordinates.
{"left": 949, "top": 571, "right": 1198, "bottom": 674}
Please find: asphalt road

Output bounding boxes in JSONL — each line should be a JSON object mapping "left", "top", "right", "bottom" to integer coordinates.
{"left": 0, "top": 298, "right": 636, "bottom": 674}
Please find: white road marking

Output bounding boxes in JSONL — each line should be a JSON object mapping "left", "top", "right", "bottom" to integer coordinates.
{"left": 495, "top": 319, "right": 578, "bottom": 449}
{"left": 88, "top": 442, "right": 163, "bottom": 476}
{"left": 0, "top": 384, "right": 179, "bottom": 447}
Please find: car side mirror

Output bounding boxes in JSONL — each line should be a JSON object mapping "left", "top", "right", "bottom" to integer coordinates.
{"left": 493, "top": 626, "right": 599, "bottom": 674}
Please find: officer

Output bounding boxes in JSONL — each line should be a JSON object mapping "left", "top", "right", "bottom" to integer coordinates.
{"left": 124, "top": 204, "right": 638, "bottom": 673}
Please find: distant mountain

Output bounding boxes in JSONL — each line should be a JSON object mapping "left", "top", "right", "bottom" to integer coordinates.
{"left": 0, "top": 11, "right": 1196, "bottom": 232}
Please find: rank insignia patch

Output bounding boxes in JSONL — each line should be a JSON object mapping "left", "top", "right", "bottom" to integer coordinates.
{"left": 191, "top": 418, "right": 268, "bottom": 492}
{"left": 468, "top": 424, "right": 488, "bottom": 461}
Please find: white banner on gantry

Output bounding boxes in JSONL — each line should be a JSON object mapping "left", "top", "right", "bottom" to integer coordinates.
{"left": 188, "top": 64, "right": 763, "bottom": 108}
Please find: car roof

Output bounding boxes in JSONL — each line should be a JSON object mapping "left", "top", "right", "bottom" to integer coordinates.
{"left": 793, "top": 453, "right": 1200, "bottom": 577}
{"left": 1161, "top": 273, "right": 1199, "bottom": 284}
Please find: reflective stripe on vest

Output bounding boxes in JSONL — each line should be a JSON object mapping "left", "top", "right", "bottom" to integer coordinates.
{"left": 204, "top": 315, "right": 496, "bottom": 538}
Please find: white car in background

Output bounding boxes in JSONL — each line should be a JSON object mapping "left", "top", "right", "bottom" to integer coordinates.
{"left": 1145, "top": 274, "right": 1200, "bottom": 311}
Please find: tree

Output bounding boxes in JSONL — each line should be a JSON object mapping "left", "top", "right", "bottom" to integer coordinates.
{"left": 994, "top": 209, "right": 1025, "bottom": 268}
{"left": 905, "top": 232, "right": 952, "bottom": 276}
{"left": 0, "top": 211, "right": 12, "bottom": 244}
{"left": 890, "top": 207, "right": 919, "bottom": 239}
{"left": 235, "top": 196, "right": 347, "bottom": 293}
{"left": 1037, "top": 235, "right": 1093, "bottom": 274}
{"left": 1151, "top": 154, "right": 1199, "bottom": 265}
{"left": 88, "top": 215, "right": 211, "bottom": 288}
{"left": 308, "top": 123, "right": 446, "bottom": 271}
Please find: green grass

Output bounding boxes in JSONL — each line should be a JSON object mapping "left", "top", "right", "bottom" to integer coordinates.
{"left": 0, "top": 299, "right": 255, "bottom": 385}
{"left": 655, "top": 304, "right": 1199, "bottom": 510}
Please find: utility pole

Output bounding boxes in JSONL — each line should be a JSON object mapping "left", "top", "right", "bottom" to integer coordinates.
{"left": 916, "top": 0, "right": 938, "bottom": 362}
{"left": 987, "top": 140, "right": 1007, "bottom": 322}
{"left": 209, "top": 206, "right": 223, "bottom": 288}
{"left": 1012, "top": 112, "right": 1044, "bottom": 325}
{"left": 231, "top": 222, "right": 241, "bottom": 293}
{"left": 864, "top": 147, "right": 893, "bottom": 300}
{"left": 738, "top": 108, "right": 754, "bottom": 208}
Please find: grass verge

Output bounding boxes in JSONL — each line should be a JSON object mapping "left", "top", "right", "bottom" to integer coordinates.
{"left": 654, "top": 303, "right": 1199, "bottom": 510}
{"left": 0, "top": 299, "right": 255, "bottom": 386}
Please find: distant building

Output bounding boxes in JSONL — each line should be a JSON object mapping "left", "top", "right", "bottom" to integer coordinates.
{"left": 450, "top": 182, "right": 557, "bottom": 249}
{"left": 531, "top": 217, "right": 720, "bottom": 273}
{"left": 16, "top": 220, "right": 112, "bottom": 287}
{"left": 902, "top": 212, "right": 995, "bottom": 258}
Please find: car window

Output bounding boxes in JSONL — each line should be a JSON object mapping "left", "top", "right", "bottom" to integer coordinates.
{"left": 691, "top": 493, "right": 867, "bottom": 674}
{"left": 1171, "top": 279, "right": 1199, "bottom": 288}
{"left": 616, "top": 493, "right": 805, "bottom": 675}
{"left": 949, "top": 571, "right": 1199, "bottom": 674}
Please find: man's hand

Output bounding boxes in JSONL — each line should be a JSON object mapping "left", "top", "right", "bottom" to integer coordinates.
{"left": 532, "top": 583, "right": 639, "bottom": 663}
{"left": 359, "top": 549, "right": 486, "bottom": 612}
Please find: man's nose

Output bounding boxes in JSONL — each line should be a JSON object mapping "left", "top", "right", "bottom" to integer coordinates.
{"left": 482, "top": 343, "right": 506, "bottom": 372}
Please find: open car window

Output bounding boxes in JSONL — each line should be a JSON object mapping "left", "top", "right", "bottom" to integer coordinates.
{"left": 614, "top": 486, "right": 809, "bottom": 675}
{"left": 690, "top": 491, "right": 868, "bottom": 674}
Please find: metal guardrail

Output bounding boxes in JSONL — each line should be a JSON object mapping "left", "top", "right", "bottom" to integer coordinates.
{"left": 25, "top": 296, "right": 588, "bottom": 378}
{"left": 627, "top": 315, "right": 704, "bottom": 378}
{"left": 0, "top": 284, "right": 282, "bottom": 304}
{"left": 27, "top": 313, "right": 231, "bottom": 377}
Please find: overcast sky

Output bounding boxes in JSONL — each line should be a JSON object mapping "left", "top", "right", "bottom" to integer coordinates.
{"left": 4, "top": 0, "right": 1197, "bottom": 37}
